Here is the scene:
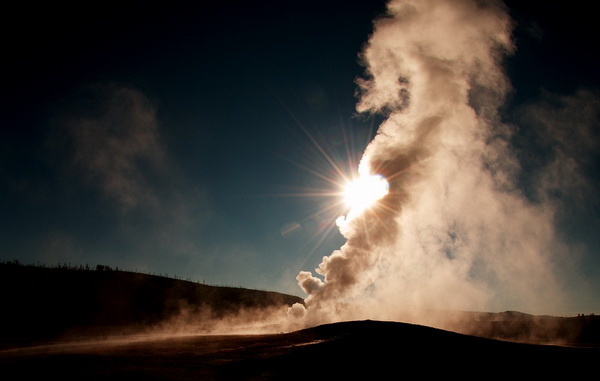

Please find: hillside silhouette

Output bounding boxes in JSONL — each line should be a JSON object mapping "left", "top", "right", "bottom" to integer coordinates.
{"left": 0, "top": 261, "right": 302, "bottom": 339}
{"left": 2, "top": 261, "right": 599, "bottom": 346}
{"left": 452, "top": 310, "right": 600, "bottom": 346}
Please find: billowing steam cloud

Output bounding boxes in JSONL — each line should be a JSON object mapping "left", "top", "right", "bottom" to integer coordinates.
{"left": 292, "top": 0, "right": 575, "bottom": 325}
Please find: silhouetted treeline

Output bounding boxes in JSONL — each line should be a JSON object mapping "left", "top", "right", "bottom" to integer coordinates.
{"left": 0, "top": 260, "right": 228, "bottom": 285}
{"left": 0, "top": 261, "right": 302, "bottom": 339}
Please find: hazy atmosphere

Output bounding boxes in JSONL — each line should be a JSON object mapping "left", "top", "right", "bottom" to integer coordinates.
{"left": 2, "top": 0, "right": 599, "bottom": 318}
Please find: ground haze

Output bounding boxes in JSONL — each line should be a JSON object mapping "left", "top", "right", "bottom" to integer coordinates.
{"left": 1, "top": 262, "right": 598, "bottom": 379}
{"left": 0, "top": 262, "right": 302, "bottom": 339}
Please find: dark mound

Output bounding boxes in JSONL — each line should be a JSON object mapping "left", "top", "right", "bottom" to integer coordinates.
{"left": 264, "top": 320, "right": 599, "bottom": 378}
{"left": 1, "top": 320, "right": 598, "bottom": 380}
{"left": 0, "top": 262, "right": 302, "bottom": 339}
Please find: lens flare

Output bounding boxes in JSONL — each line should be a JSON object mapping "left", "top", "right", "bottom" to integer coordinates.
{"left": 343, "top": 174, "right": 389, "bottom": 214}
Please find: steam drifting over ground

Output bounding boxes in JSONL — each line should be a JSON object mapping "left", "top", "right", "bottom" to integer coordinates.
{"left": 291, "top": 0, "right": 589, "bottom": 327}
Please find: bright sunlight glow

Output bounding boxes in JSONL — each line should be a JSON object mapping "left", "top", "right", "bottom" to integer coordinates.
{"left": 343, "top": 174, "right": 389, "bottom": 213}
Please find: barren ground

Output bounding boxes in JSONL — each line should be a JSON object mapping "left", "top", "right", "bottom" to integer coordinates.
{"left": 2, "top": 320, "right": 598, "bottom": 380}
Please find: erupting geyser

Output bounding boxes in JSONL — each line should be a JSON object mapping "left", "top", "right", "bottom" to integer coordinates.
{"left": 290, "top": 0, "right": 572, "bottom": 326}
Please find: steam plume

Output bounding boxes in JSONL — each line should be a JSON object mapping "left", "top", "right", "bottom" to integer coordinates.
{"left": 293, "top": 0, "right": 571, "bottom": 325}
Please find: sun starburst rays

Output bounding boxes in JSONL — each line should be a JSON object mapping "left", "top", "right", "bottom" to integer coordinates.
{"left": 272, "top": 119, "right": 397, "bottom": 274}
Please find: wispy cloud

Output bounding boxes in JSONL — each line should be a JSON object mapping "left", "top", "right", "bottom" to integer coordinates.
{"left": 517, "top": 89, "right": 600, "bottom": 205}
{"left": 54, "top": 84, "right": 209, "bottom": 266}
{"left": 66, "top": 85, "right": 167, "bottom": 211}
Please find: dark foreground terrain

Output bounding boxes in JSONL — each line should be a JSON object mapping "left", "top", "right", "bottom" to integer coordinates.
{"left": 1, "top": 320, "right": 599, "bottom": 380}
{"left": 1, "top": 262, "right": 599, "bottom": 379}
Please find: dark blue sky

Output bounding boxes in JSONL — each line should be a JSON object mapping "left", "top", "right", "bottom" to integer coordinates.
{"left": 2, "top": 0, "right": 599, "bottom": 311}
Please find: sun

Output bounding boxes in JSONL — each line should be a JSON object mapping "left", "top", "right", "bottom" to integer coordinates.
{"left": 343, "top": 174, "right": 389, "bottom": 214}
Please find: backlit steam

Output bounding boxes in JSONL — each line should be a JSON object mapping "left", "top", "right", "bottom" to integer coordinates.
{"left": 342, "top": 172, "right": 389, "bottom": 216}
{"left": 292, "top": 0, "right": 569, "bottom": 325}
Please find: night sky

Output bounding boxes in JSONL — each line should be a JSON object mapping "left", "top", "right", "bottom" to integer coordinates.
{"left": 2, "top": 0, "right": 599, "bottom": 312}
